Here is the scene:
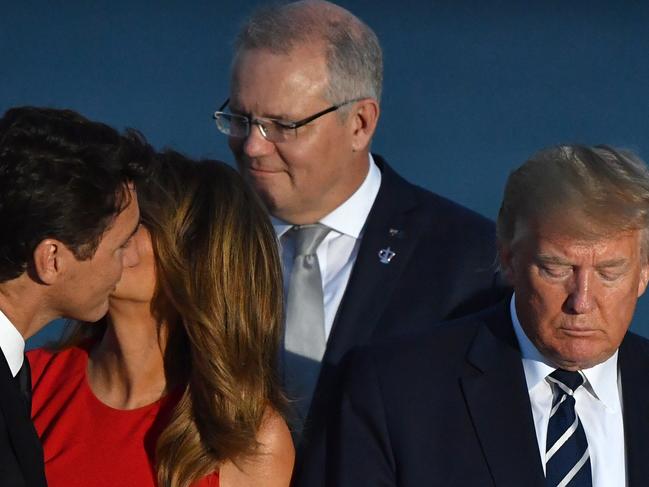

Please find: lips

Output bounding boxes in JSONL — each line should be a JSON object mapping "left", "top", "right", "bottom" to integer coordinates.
{"left": 560, "top": 326, "right": 599, "bottom": 337}
{"left": 247, "top": 166, "right": 282, "bottom": 174}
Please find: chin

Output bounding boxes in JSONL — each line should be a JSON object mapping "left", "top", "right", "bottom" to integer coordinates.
{"left": 552, "top": 345, "right": 614, "bottom": 370}
{"left": 81, "top": 303, "right": 110, "bottom": 323}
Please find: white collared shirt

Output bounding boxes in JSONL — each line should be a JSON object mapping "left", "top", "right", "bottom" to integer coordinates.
{"left": 510, "top": 294, "right": 626, "bottom": 487}
{"left": 0, "top": 308, "right": 25, "bottom": 377}
{"left": 274, "top": 154, "right": 382, "bottom": 340}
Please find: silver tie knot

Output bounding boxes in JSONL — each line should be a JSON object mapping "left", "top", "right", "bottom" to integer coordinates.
{"left": 293, "top": 224, "right": 331, "bottom": 257}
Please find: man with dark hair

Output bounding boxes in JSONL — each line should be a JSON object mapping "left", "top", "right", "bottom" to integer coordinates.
{"left": 0, "top": 106, "right": 149, "bottom": 486}
{"left": 331, "top": 145, "right": 649, "bottom": 486}
{"left": 213, "top": 1, "right": 507, "bottom": 483}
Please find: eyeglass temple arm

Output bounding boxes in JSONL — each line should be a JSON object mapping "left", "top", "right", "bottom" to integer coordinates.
{"left": 212, "top": 98, "right": 231, "bottom": 121}
{"left": 281, "top": 97, "right": 366, "bottom": 129}
{"left": 218, "top": 98, "right": 230, "bottom": 111}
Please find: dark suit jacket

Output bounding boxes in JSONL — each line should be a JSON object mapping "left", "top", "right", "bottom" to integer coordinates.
{"left": 293, "top": 155, "right": 509, "bottom": 486}
{"left": 0, "top": 353, "right": 46, "bottom": 487}
{"left": 329, "top": 300, "right": 649, "bottom": 486}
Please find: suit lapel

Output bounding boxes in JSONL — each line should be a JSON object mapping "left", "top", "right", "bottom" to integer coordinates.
{"left": 619, "top": 334, "right": 649, "bottom": 485}
{"left": 294, "top": 156, "right": 424, "bottom": 472}
{"left": 324, "top": 155, "right": 421, "bottom": 363}
{"left": 0, "top": 353, "right": 45, "bottom": 486}
{"left": 460, "top": 305, "right": 545, "bottom": 487}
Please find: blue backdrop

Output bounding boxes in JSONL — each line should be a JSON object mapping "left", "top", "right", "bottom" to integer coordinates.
{"left": 3, "top": 0, "right": 649, "bottom": 346}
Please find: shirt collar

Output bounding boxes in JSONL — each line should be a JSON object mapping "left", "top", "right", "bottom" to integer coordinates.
{"left": 510, "top": 293, "right": 620, "bottom": 412}
{"left": 0, "top": 308, "right": 25, "bottom": 377}
{"left": 580, "top": 351, "right": 620, "bottom": 412}
{"left": 273, "top": 153, "right": 382, "bottom": 239}
{"left": 272, "top": 218, "right": 293, "bottom": 239}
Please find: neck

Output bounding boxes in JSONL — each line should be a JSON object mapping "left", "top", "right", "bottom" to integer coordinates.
{"left": 0, "top": 277, "right": 58, "bottom": 339}
{"left": 88, "top": 299, "right": 168, "bottom": 410}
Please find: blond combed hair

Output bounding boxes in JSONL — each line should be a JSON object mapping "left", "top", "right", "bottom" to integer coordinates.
{"left": 497, "top": 144, "right": 649, "bottom": 255}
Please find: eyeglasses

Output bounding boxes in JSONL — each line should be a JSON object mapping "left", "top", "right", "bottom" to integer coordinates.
{"left": 213, "top": 98, "right": 362, "bottom": 143}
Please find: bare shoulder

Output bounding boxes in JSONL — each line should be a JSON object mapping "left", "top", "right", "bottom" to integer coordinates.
{"left": 219, "top": 408, "right": 295, "bottom": 487}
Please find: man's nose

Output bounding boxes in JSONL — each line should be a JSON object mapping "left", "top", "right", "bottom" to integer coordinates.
{"left": 565, "top": 269, "right": 595, "bottom": 314}
{"left": 242, "top": 123, "right": 276, "bottom": 158}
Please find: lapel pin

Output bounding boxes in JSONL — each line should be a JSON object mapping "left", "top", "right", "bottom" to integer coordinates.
{"left": 378, "top": 246, "right": 396, "bottom": 264}
{"left": 389, "top": 228, "right": 404, "bottom": 238}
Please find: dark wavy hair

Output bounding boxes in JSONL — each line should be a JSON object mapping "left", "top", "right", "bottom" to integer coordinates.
{"left": 0, "top": 106, "right": 152, "bottom": 282}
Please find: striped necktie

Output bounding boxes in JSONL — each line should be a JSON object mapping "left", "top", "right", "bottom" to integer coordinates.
{"left": 545, "top": 369, "right": 592, "bottom": 487}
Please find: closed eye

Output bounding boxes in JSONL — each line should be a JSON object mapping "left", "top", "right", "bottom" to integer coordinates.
{"left": 270, "top": 119, "right": 298, "bottom": 130}
{"left": 538, "top": 264, "right": 572, "bottom": 279}
{"left": 597, "top": 268, "right": 625, "bottom": 282}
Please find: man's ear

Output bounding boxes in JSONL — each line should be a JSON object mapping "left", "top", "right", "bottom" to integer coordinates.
{"left": 637, "top": 261, "right": 649, "bottom": 298}
{"left": 350, "top": 98, "right": 380, "bottom": 152}
{"left": 32, "top": 239, "right": 65, "bottom": 285}
{"left": 498, "top": 241, "right": 516, "bottom": 285}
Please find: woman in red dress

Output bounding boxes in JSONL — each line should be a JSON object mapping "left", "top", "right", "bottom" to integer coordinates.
{"left": 28, "top": 152, "right": 294, "bottom": 487}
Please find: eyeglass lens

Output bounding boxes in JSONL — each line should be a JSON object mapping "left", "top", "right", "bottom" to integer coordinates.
{"left": 216, "top": 113, "right": 296, "bottom": 142}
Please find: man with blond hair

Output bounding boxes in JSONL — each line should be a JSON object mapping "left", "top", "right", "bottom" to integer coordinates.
{"left": 332, "top": 145, "right": 649, "bottom": 486}
{"left": 213, "top": 1, "right": 507, "bottom": 482}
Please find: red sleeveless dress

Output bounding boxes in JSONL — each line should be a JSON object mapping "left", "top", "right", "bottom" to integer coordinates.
{"left": 28, "top": 346, "right": 219, "bottom": 487}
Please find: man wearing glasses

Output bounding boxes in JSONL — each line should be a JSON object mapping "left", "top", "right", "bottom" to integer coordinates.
{"left": 213, "top": 1, "right": 507, "bottom": 484}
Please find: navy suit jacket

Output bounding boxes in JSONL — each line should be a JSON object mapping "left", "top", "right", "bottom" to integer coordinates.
{"left": 0, "top": 354, "right": 46, "bottom": 487}
{"left": 329, "top": 300, "right": 649, "bottom": 486}
{"left": 293, "top": 155, "right": 509, "bottom": 486}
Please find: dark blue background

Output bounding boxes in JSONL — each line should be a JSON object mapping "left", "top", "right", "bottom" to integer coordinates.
{"left": 3, "top": 0, "right": 649, "bottom": 346}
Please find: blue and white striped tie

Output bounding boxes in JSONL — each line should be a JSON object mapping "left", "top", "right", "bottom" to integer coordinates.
{"left": 545, "top": 369, "right": 592, "bottom": 487}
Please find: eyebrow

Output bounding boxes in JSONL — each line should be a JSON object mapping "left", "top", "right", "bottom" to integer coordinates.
{"left": 536, "top": 254, "right": 572, "bottom": 266}
{"left": 595, "top": 258, "right": 628, "bottom": 269}
{"left": 536, "top": 254, "right": 628, "bottom": 268}
{"left": 228, "top": 103, "right": 293, "bottom": 122}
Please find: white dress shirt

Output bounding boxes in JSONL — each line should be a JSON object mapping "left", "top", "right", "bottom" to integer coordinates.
{"left": 274, "top": 154, "right": 382, "bottom": 340}
{"left": 510, "top": 294, "right": 626, "bottom": 487}
{"left": 0, "top": 308, "right": 25, "bottom": 377}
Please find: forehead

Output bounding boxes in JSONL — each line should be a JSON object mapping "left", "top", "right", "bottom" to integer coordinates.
{"left": 513, "top": 217, "right": 642, "bottom": 261}
{"left": 230, "top": 46, "right": 329, "bottom": 113}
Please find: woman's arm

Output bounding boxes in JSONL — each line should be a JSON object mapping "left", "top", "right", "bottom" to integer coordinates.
{"left": 220, "top": 408, "right": 295, "bottom": 487}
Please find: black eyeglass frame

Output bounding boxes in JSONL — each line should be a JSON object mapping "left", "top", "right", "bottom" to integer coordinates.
{"left": 213, "top": 97, "right": 364, "bottom": 138}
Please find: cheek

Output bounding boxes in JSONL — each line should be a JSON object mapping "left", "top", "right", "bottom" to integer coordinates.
{"left": 266, "top": 149, "right": 313, "bottom": 192}
{"left": 601, "top": 284, "right": 639, "bottom": 330}
{"left": 288, "top": 146, "right": 338, "bottom": 186}
{"left": 106, "top": 252, "right": 125, "bottom": 282}
{"left": 516, "top": 275, "right": 568, "bottom": 329}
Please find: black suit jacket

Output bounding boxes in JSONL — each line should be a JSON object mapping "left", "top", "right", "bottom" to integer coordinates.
{"left": 293, "top": 155, "right": 509, "bottom": 486}
{"left": 329, "top": 300, "right": 649, "bottom": 486}
{"left": 0, "top": 353, "right": 46, "bottom": 487}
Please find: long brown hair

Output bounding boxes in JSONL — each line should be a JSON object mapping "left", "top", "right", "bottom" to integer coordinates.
{"left": 60, "top": 151, "right": 285, "bottom": 486}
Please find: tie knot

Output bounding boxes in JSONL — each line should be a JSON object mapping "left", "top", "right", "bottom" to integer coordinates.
{"left": 548, "top": 369, "right": 585, "bottom": 393}
{"left": 292, "top": 224, "right": 331, "bottom": 256}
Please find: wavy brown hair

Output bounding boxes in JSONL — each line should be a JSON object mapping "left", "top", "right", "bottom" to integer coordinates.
{"left": 59, "top": 151, "right": 285, "bottom": 486}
